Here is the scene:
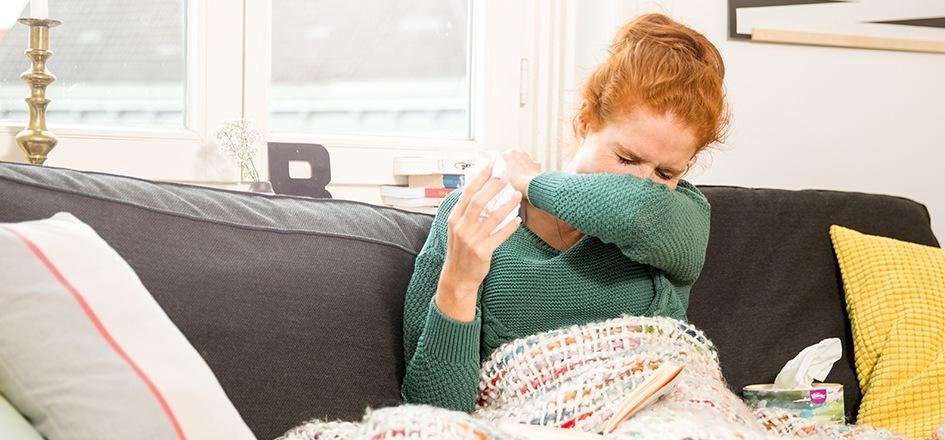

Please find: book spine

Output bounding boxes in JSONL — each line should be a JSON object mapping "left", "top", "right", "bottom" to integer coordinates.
{"left": 442, "top": 175, "right": 464, "bottom": 188}
{"left": 406, "top": 174, "right": 465, "bottom": 189}
{"left": 379, "top": 185, "right": 424, "bottom": 198}
{"left": 423, "top": 197, "right": 446, "bottom": 207}
{"left": 424, "top": 187, "right": 454, "bottom": 198}
{"left": 381, "top": 195, "right": 447, "bottom": 208}
{"left": 393, "top": 157, "right": 473, "bottom": 175}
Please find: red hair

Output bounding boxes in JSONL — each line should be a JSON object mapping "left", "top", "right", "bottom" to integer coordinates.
{"left": 572, "top": 13, "right": 729, "bottom": 154}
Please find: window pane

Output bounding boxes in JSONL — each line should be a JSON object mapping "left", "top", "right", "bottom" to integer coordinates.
{"left": 0, "top": 0, "right": 185, "bottom": 129}
{"left": 271, "top": 0, "right": 471, "bottom": 139}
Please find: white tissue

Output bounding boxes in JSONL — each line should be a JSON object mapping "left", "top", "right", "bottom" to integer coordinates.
{"left": 463, "top": 151, "right": 520, "bottom": 236}
{"left": 774, "top": 338, "right": 842, "bottom": 388}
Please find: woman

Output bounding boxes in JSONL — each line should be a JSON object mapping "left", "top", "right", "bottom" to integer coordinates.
{"left": 402, "top": 13, "right": 728, "bottom": 413}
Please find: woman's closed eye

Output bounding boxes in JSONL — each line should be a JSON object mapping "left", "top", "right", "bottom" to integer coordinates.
{"left": 617, "top": 155, "right": 635, "bottom": 166}
{"left": 617, "top": 156, "right": 673, "bottom": 180}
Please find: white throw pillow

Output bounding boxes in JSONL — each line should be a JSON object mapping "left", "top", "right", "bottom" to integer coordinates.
{"left": 0, "top": 212, "right": 256, "bottom": 440}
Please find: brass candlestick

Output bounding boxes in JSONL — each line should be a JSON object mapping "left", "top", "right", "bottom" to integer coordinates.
{"left": 14, "top": 18, "right": 62, "bottom": 165}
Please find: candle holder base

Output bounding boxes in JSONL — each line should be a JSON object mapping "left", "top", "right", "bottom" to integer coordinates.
{"left": 15, "top": 130, "right": 59, "bottom": 165}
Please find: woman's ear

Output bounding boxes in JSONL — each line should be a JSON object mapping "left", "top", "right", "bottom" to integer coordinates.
{"left": 681, "top": 155, "right": 698, "bottom": 177}
{"left": 574, "top": 101, "right": 591, "bottom": 141}
{"left": 577, "top": 115, "right": 589, "bottom": 140}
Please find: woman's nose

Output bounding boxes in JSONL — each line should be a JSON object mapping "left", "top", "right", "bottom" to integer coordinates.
{"left": 633, "top": 166, "right": 655, "bottom": 180}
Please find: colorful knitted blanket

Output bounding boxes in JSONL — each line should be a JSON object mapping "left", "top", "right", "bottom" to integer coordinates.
{"left": 280, "top": 316, "right": 926, "bottom": 440}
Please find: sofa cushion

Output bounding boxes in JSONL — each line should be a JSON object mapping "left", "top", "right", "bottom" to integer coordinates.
{"left": 0, "top": 161, "right": 432, "bottom": 440}
{"left": 829, "top": 225, "right": 945, "bottom": 437}
{"left": 0, "top": 213, "right": 255, "bottom": 440}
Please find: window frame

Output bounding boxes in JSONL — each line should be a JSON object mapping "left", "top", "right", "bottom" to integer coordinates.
{"left": 246, "top": 0, "right": 541, "bottom": 188}
{"left": 0, "top": 0, "right": 241, "bottom": 181}
{"left": 0, "top": 0, "right": 573, "bottom": 186}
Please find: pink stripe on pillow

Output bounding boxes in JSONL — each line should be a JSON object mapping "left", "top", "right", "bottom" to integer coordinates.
{"left": 0, "top": 225, "right": 186, "bottom": 440}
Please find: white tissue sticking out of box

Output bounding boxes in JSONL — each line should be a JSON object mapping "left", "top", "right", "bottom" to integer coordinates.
{"left": 463, "top": 151, "right": 520, "bottom": 236}
{"left": 774, "top": 338, "right": 842, "bottom": 388}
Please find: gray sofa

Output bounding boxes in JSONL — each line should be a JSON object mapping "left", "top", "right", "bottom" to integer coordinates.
{"left": 0, "top": 161, "right": 939, "bottom": 439}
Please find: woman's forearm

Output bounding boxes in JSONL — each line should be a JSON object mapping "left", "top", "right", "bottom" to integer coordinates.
{"left": 399, "top": 185, "right": 496, "bottom": 412}
{"left": 435, "top": 273, "right": 479, "bottom": 322}
{"left": 527, "top": 171, "right": 710, "bottom": 284}
{"left": 402, "top": 251, "right": 483, "bottom": 412}
{"left": 435, "top": 258, "right": 481, "bottom": 322}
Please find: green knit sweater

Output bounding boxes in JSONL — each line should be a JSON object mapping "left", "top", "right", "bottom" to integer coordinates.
{"left": 401, "top": 171, "right": 711, "bottom": 412}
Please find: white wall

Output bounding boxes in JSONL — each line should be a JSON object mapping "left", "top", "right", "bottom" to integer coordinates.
{"left": 571, "top": 0, "right": 945, "bottom": 241}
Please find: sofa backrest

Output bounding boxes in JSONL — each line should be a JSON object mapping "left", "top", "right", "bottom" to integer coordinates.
{"left": 0, "top": 162, "right": 939, "bottom": 436}
{"left": 0, "top": 162, "right": 432, "bottom": 439}
{"left": 686, "top": 185, "right": 939, "bottom": 424}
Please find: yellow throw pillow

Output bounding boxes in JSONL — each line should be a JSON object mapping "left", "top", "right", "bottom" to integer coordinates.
{"left": 829, "top": 225, "right": 945, "bottom": 439}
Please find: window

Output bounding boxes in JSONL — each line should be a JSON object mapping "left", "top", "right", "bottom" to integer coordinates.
{"left": 0, "top": 0, "right": 186, "bottom": 129}
{"left": 1, "top": 1, "right": 541, "bottom": 184}
{"left": 269, "top": 0, "right": 471, "bottom": 139}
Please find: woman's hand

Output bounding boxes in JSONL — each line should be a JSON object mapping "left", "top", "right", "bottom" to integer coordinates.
{"left": 501, "top": 150, "right": 542, "bottom": 199}
{"left": 436, "top": 163, "right": 523, "bottom": 322}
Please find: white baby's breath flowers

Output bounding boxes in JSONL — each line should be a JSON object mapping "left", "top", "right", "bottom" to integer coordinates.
{"left": 216, "top": 119, "right": 261, "bottom": 182}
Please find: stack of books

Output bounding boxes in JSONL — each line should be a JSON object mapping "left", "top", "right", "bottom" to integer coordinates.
{"left": 379, "top": 184, "right": 457, "bottom": 209}
{"left": 381, "top": 156, "right": 471, "bottom": 213}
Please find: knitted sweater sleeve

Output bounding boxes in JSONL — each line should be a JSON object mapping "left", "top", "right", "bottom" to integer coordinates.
{"left": 401, "top": 190, "right": 483, "bottom": 413}
{"left": 527, "top": 172, "right": 711, "bottom": 286}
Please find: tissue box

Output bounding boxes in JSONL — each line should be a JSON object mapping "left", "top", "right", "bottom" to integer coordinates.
{"left": 743, "top": 383, "right": 844, "bottom": 425}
